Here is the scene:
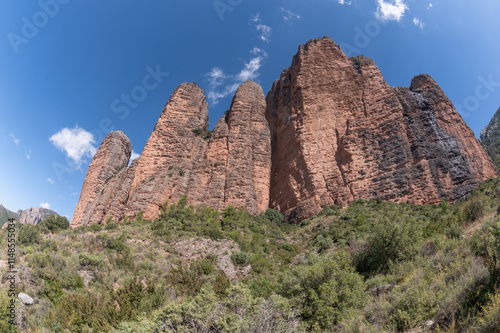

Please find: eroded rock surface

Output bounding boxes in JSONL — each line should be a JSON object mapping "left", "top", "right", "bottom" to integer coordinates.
{"left": 266, "top": 36, "right": 497, "bottom": 222}
{"left": 70, "top": 131, "right": 131, "bottom": 227}
{"left": 71, "top": 81, "right": 271, "bottom": 226}
{"left": 71, "top": 36, "right": 496, "bottom": 226}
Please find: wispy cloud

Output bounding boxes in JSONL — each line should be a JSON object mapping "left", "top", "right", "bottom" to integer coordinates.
{"left": 250, "top": 13, "right": 272, "bottom": 43}
{"left": 413, "top": 17, "right": 424, "bottom": 29}
{"left": 47, "top": 178, "right": 55, "bottom": 184}
{"left": 281, "top": 7, "right": 301, "bottom": 21}
{"left": 50, "top": 126, "right": 96, "bottom": 166}
{"left": 10, "top": 133, "right": 20, "bottom": 145}
{"left": 338, "top": 0, "right": 352, "bottom": 4}
{"left": 428, "top": 3, "right": 433, "bottom": 9}
{"left": 206, "top": 14, "right": 270, "bottom": 105}
{"left": 375, "top": 0, "right": 408, "bottom": 22}
{"left": 256, "top": 24, "right": 272, "bottom": 43}
{"left": 40, "top": 202, "right": 51, "bottom": 209}
{"left": 206, "top": 48, "right": 268, "bottom": 105}
{"left": 207, "top": 67, "right": 231, "bottom": 90}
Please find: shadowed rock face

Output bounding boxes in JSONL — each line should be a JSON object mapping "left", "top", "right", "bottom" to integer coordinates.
{"left": 265, "top": 36, "right": 497, "bottom": 222}
{"left": 70, "top": 131, "right": 132, "bottom": 227}
{"left": 71, "top": 36, "right": 497, "bottom": 226}
{"left": 480, "top": 107, "right": 500, "bottom": 170}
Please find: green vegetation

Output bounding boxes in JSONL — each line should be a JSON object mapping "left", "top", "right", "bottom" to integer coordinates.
{"left": 192, "top": 127, "right": 212, "bottom": 140}
{"left": 3, "top": 181, "right": 500, "bottom": 331}
{"left": 480, "top": 106, "right": 500, "bottom": 170}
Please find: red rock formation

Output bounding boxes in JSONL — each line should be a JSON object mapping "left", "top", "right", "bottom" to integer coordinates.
{"left": 71, "top": 36, "right": 497, "bottom": 226}
{"left": 71, "top": 81, "right": 271, "bottom": 226}
{"left": 266, "top": 36, "right": 497, "bottom": 222}
{"left": 70, "top": 131, "right": 131, "bottom": 227}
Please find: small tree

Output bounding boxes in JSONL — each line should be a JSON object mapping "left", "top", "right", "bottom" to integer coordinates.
{"left": 18, "top": 224, "right": 40, "bottom": 245}
{"left": 39, "top": 215, "right": 69, "bottom": 233}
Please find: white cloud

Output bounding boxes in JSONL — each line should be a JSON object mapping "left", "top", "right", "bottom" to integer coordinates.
{"left": 251, "top": 13, "right": 260, "bottom": 22}
{"left": 40, "top": 203, "right": 51, "bottom": 209}
{"left": 26, "top": 154, "right": 30, "bottom": 160}
{"left": 256, "top": 24, "right": 272, "bottom": 43}
{"left": 10, "top": 133, "right": 20, "bottom": 145}
{"left": 207, "top": 49, "right": 267, "bottom": 105}
{"left": 50, "top": 126, "right": 96, "bottom": 165}
{"left": 251, "top": 47, "right": 262, "bottom": 55}
{"left": 375, "top": 0, "right": 408, "bottom": 22}
{"left": 338, "top": 0, "right": 352, "bottom": 4}
{"left": 207, "top": 67, "right": 231, "bottom": 89}
{"left": 281, "top": 7, "right": 301, "bottom": 21}
{"left": 413, "top": 17, "right": 424, "bottom": 29}
{"left": 47, "top": 178, "right": 55, "bottom": 184}
{"left": 131, "top": 150, "right": 140, "bottom": 161}
{"left": 428, "top": 3, "right": 433, "bottom": 9}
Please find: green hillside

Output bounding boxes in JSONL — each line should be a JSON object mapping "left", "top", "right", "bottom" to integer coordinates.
{"left": 480, "top": 107, "right": 500, "bottom": 170}
{"left": 0, "top": 205, "right": 17, "bottom": 226}
{"left": 2, "top": 182, "right": 500, "bottom": 332}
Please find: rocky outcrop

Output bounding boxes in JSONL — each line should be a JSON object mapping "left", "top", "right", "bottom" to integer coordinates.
{"left": 71, "top": 81, "right": 271, "bottom": 226}
{"left": 70, "top": 131, "right": 131, "bottom": 227}
{"left": 266, "top": 36, "right": 497, "bottom": 222}
{"left": 480, "top": 107, "right": 500, "bottom": 170}
{"left": 71, "top": 36, "right": 497, "bottom": 226}
{"left": 0, "top": 205, "right": 58, "bottom": 226}
{"left": 17, "top": 207, "right": 59, "bottom": 225}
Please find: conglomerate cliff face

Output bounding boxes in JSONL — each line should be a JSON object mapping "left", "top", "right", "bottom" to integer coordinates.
{"left": 71, "top": 36, "right": 497, "bottom": 226}
{"left": 70, "top": 131, "right": 131, "bottom": 227}
{"left": 70, "top": 81, "right": 271, "bottom": 226}
{"left": 266, "top": 36, "right": 497, "bottom": 222}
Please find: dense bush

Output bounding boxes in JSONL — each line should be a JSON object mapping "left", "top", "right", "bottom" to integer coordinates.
{"left": 358, "top": 216, "right": 423, "bottom": 274}
{"left": 279, "top": 250, "right": 366, "bottom": 329}
{"left": 18, "top": 224, "right": 40, "bottom": 245}
{"left": 38, "top": 215, "right": 69, "bottom": 233}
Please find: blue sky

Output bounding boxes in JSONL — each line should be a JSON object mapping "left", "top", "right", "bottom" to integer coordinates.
{"left": 1, "top": 0, "right": 499, "bottom": 218}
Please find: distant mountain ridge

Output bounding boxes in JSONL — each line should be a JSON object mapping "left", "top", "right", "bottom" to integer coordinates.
{"left": 0, "top": 205, "right": 18, "bottom": 226}
{"left": 0, "top": 205, "right": 59, "bottom": 226}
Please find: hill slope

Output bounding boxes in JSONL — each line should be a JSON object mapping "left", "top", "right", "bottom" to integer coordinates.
{"left": 480, "top": 107, "right": 500, "bottom": 170}
{"left": 0, "top": 205, "right": 17, "bottom": 225}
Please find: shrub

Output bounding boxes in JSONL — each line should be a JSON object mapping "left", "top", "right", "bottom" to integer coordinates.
{"left": 231, "top": 252, "right": 250, "bottom": 267}
{"left": 463, "top": 199, "right": 486, "bottom": 224}
{"left": 358, "top": 217, "right": 423, "bottom": 274}
{"left": 18, "top": 224, "right": 40, "bottom": 245}
{"left": 166, "top": 262, "right": 205, "bottom": 296}
{"left": 213, "top": 271, "right": 231, "bottom": 297}
{"left": 470, "top": 289, "right": 500, "bottom": 332}
{"left": 279, "top": 250, "right": 366, "bottom": 329}
{"left": 191, "top": 254, "right": 217, "bottom": 276}
{"left": 60, "top": 292, "right": 117, "bottom": 331}
{"left": 263, "top": 209, "right": 284, "bottom": 224}
{"left": 38, "top": 215, "right": 69, "bottom": 233}
{"left": 88, "top": 223, "right": 103, "bottom": 232}
{"left": 79, "top": 253, "right": 103, "bottom": 268}
{"left": 445, "top": 223, "right": 463, "bottom": 239}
